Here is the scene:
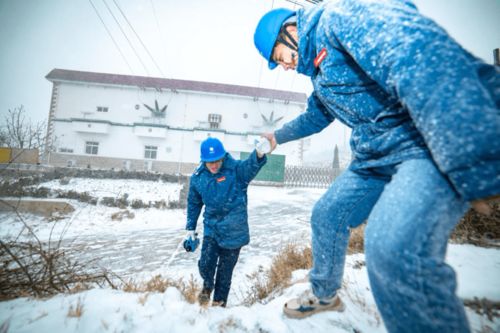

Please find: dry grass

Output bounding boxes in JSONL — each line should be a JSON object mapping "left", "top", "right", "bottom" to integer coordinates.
{"left": 243, "top": 243, "right": 312, "bottom": 305}
{"left": 239, "top": 205, "right": 499, "bottom": 307}
{"left": 110, "top": 210, "right": 135, "bottom": 221}
{"left": 67, "top": 298, "right": 84, "bottom": 318}
{"left": 242, "top": 230, "right": 369, "bottom": 306}
{"left": 348, "top": 224, "right": 366, "bottom": 254}
{"left": 217, "top": 316, "right": 241, "bottom": 333}
{"left": 122, "top": 274, "right": 200, "bottom": 304}
{"left": 463, "top": 297, "right": 500, "bottom": 321}
{"left": 451, "top": 204, "right": 500, "bottom": 248}
{"left": 342, "top": 203, "right": 500, "bottom": 254}
{"left": 138, "top": 294, "right": 148, "bottom": 306}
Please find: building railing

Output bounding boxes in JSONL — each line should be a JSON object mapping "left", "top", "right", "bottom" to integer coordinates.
{"left": 284, "top": 165, "right": 342, "bottom": 188}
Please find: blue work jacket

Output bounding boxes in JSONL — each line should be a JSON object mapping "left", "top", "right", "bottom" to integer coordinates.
{"left": 274, "top": 0, "right": 499, "bottom": 201}
{"left": 186, "top": 151, "right": 267, "bottom": 249}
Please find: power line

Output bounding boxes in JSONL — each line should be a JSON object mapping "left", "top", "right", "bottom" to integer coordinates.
{"left": 284, "top": 0, "right": 323, "bottom": 6}
{"left": 101, "top": 0, "right": 151, "bottom": 75}
{"left": 149, "top": 0, "right": 168, "bottom": 77}
{"left": 88, "top": 0, "right": 135, "bottom": 74}
{"left": 256, "top": 0, "right": 276, "bottom": 90}
{"left": 112, "top": 0, "right": 166, "bottom": 77}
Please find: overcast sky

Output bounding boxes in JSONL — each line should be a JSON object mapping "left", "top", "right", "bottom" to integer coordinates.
{"left": 0, "top": 0, "right": 498, "bottom": 154}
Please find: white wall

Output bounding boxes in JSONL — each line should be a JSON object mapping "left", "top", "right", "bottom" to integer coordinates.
{"left": 51, "top": 81, "right": 305, "bottom": 165}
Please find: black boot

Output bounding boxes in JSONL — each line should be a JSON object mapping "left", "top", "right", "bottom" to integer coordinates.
{"left": 198, "top": 288, "right": 212, "bottom": 305}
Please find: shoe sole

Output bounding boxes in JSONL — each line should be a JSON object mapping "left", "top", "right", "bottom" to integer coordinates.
{"left": 283, "top": 298, "right": 345, "bottom": 319}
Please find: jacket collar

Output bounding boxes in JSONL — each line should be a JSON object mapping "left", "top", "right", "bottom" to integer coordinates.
{"left": 296, "top": 4, "right": 325, "bottom": 77}
{"left": 201, "top": 153, "right": 236, "bottom": 175}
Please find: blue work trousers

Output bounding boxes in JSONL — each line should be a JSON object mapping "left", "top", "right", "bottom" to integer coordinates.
{"left": 310, "top": 158, "right": 470, "bottom": 333}
{"left": 198, "top": 236, "right": 241, "bottom": 304}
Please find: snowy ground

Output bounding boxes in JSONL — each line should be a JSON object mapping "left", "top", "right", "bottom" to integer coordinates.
{"left": 0, "top": 179, "right": 499, "bottom": 333}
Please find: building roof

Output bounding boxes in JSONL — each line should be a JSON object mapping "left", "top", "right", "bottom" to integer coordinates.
{"left": 46, "top": 68, "right": 307, "bottom": 104}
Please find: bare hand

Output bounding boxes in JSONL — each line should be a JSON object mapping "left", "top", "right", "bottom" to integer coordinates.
{"left": 261, "top": 133, "right": 278, "bottom": 153}
{"left": 471, "top": 195, "right": 500, "bottom": 216}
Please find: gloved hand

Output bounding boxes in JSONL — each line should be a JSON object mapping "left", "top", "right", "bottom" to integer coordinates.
{"left": 183, "top": 230, "right": 199, "bottom": 252}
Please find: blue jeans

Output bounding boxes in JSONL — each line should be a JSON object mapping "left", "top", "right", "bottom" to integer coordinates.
{"left": 198, "top": 236, "right": 241, "bottom": 304}
{"left": 310, "top": 158, "right": 470, "bottom": 333}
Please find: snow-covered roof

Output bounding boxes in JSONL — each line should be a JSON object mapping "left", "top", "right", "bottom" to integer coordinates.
{"left": 46, "top": 68, "right": 307, "bottom": 103}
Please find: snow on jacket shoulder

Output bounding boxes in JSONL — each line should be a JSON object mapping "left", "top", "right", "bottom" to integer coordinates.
{"left": 186, "top": 151, "right": 267, "bottom": 249}
{"left": 275, "top": 0, "right": 499, "bottom": 201}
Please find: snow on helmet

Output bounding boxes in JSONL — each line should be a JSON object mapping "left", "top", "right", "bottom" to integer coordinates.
{"left": 254, "top": 8, "right": 296, "bottom": 70}
{"left": 200, "top": 137, "right": 226, "bottom": 162}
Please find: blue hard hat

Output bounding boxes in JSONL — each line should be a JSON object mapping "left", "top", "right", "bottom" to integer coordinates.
{"left": 254, "top": 8, "right": 296, "bottom": 70}
{"left": 200, "top": 137, "right": 226, "bottom": 162}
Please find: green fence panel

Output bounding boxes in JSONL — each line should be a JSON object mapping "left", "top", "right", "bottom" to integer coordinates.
{"left": 240, "top": 152, "right": 285, "bottom": 182}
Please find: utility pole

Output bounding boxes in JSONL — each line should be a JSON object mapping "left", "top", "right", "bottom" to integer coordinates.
{"left": 332, "top": 144, "right": 340, "bottom": 178}
{"left": 332, "top": 145, "right": 339, "bottom": 169}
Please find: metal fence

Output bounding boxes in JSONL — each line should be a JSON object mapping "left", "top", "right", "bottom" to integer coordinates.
{"left": 284, "top": 165, "right": 342, "bottom": 188}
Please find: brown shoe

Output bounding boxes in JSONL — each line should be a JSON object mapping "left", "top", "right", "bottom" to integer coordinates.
{"left": 283, "top": 290, "right": 345, "bottom": 319}
{"left": 211, "top": 301, "right": 226, "bottom": 308}
{"left": 198, "top": 288, "right": 212, "bottom": 306}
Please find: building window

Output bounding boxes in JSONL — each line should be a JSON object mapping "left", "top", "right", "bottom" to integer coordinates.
{"left": 208, "top": 113, "right": 222, "bottom": 129}
{"left": 97, "top": 106, "right": 109, "bottom": 112}
{"left": 59, "top": 147, "right": 74, "bottom": 153}
{"left": 144, "top": 145, "right": 158, "bottom": 159}
{"left": 85, "top": 141, "right": 99, "bottom": 155}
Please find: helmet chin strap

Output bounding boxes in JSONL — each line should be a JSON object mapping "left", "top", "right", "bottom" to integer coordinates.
{"left": 276, "top": 25, "right": 298, "bottom": 53}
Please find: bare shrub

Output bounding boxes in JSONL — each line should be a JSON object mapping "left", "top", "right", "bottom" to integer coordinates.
{"left": 110, "top": 210, "right": 135, "bottom": 221}
{"left": 130, "top": 199, "right": 148, "bottom": 209}
{"left": 122, "top": 274, "right": 200, "bottom": 304}
{"left": 0, "top": 214, "right": 116, "bottom": 301}
{"left": 115, "top": 194, "right": 129, "bottom": 209}
{"left": 304, "top": 205, "right": 500, "bottom": 255}
{"left": 100, "top": 195, "right": 129, "bottom": 208}
{"left": 100, "top": 197, "right": 116, "bottom": 207}
{"left": 153, "top": 200, "right": 167, "bottom": 209}
{"left": 167, "top": 200, "right": 183, "bottom": 209}
{"left": 463, "top": 297, "right": 500, "bottom": 321}
{"left": 243, "top": 243, "right": 312, "bottom": 305}
{"left": 0, "top": 239, "right": 115, "bottom": 300}
{"left": 1, "top": 105, "right": 46, "bottom": 152}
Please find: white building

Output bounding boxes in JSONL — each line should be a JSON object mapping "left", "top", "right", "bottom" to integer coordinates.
{"left": 45, "top": 69, "right": 307, "bottom": 176}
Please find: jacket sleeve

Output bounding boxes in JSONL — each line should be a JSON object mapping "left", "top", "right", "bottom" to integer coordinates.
{"left": 325, "top": 0, "right": 499, "bottom": 201}
{"left": 186, "top": 176, "right": 203, "bottom": 231}
{"left": 236, "top": 150, "right": 267, "bottom": 185}
{"left": 274, "top": 92, "right": 334, "bottom": 145}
